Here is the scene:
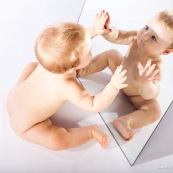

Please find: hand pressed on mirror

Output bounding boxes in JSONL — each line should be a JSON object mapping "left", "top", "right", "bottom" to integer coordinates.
{"left": 78, "top": 9, "right": 173, "bottom": 141}
{"left": 87, "top": 10, "right": 111, "bottom": 39}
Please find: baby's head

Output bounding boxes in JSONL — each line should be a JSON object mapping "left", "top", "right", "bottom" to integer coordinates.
{"left": 137, "top": 9, "right": 173, "bottom": 55}
{"left": 157, "top": 10, "right": 173, "bottom": 49}
{"left": 35, "top": 22, "right": 91, "bottom": 73}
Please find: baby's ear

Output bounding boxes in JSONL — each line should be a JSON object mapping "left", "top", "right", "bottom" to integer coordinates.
{"left": 162, "top": 48, "right": 173, "bottom": 55}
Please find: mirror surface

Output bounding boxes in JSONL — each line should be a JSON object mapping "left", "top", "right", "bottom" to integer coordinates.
{"left": 79, "top": 0, "right": 173, "bottom": 165}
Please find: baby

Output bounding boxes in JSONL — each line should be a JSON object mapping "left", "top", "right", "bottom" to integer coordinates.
{"left": 6, "top": 20, "right": 127, "bottom": 150}
{"left": 78, "top": 10, "right": 173, "bottom": 141}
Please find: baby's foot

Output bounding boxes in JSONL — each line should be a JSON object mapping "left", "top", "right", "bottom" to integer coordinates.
{"left": 113, "top": 117, "right": 134, "bottom": 141}
{"left": 91, "top": 125, "right": 108, "bottom": 148}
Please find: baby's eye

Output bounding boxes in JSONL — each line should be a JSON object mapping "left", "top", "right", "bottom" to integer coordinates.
{"left": 145, "top": 25, "right": 149, "bottom": 30}
{"left": 151, "top": 35, "right": 157, "bottom": 41}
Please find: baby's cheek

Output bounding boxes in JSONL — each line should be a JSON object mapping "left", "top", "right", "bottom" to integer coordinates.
{"left": 145, "top": 44, "right": 158, "bottom": 55}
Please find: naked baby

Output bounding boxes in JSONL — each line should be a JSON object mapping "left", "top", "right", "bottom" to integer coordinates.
{"left": 6, "top": 18, "right": 127, "bottom": 150}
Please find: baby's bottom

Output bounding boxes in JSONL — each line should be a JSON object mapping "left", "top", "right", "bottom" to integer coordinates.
{"left": 113, "top": 96, "right": 161, "bottom": 141}
{"left": 20, "top": 119, "right": 108, "bottom": 150}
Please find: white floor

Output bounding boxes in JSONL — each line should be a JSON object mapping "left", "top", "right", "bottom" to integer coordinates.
{"left": 0, "top": 0, "right": 173, "bottom": 173}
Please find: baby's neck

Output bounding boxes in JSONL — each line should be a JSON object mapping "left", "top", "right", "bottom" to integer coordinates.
{"left": 37, "top": 64, "right": 76, "bottom": 80}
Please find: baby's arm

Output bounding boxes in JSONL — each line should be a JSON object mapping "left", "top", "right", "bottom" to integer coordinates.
{"left": 102, "top": 13, "right": 137, "bottom": 45}
{"left": 66, "top": 65, "right": 127, "bottom": 112}
{"left": 16, "top": 62, "right": 38, "bottom": 84}
{"left": 137, "top": 59, "right": 161, "bottom": 99}
{"left": 103, "top": 27, "right": 137, "bottom": 45}
{"left": 87, "top": 10, "right": 111, "bottom": 39}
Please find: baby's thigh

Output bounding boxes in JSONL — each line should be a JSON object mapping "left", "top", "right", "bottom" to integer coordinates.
{"left": 135, "top": 98, "right": 161, "bottom": 117}
{"left": 129, "top": 96, "right": 160, "bottom": 111}
{"left": 21, "top": 119, "right": 53, "bottom": 147}
{"left": 141, "top": 99, "right": 161, "bottom": 120}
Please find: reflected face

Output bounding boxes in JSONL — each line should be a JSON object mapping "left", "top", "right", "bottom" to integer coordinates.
{"left": 137, "top": 17, "right": 172, "bottom": 56}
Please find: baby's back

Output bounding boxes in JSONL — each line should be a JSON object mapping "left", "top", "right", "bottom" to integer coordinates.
{"left": 6, "top": 64, "right": 66, "bottom": 133}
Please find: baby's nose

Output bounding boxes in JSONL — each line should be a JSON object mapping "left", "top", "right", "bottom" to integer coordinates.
{"left": 142, "top": 34, "right": 148, "bottom": 41}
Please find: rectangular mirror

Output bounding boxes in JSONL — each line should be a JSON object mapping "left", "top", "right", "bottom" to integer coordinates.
{"left": 78, "top": 0, "right": 173, "bottom": 165}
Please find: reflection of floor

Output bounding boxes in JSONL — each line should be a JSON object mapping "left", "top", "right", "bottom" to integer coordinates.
{"left": 79, "top": 72, "right": 165, "bottom": 165}
{"left": 135, "top": 101, "right": 173, "bottom": 165}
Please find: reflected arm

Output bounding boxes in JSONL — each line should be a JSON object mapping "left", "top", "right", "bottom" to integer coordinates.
{"left": 102, "top": 26, "right": 137, "bottom": 45}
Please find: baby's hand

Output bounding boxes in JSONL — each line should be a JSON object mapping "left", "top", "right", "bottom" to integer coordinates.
{"left": 93, "top": 10, "right": 111, "bottom": 35}
{"left": 137, "top": 59, "right": 159, "bottom": 82}
{"left": 110, "top": 65, "right": 128, "bottom": 90}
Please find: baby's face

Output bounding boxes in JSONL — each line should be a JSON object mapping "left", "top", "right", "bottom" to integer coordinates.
{"left": 137, "top": 16, "right": 172, "bottom": 56}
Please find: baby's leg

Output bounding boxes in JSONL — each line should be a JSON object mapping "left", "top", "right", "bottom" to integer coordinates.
{"left": 113, "top": 97, "right": 161, "bottom": 141}
{"left": 77, "top": 49, "right": 123, "bottom": 77}
{"left": 16, "top": 62, "right": 38, "bottom": 84}
{"left": 21, "top": 119, "right": 108, "bottom": 150}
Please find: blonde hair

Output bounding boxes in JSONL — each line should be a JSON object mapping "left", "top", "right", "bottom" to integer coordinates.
{"left": 157, "top": 9, "right": 173, "bottom": 48}
{"left": 35, "top": 22, "right": 88, "bottom": 73}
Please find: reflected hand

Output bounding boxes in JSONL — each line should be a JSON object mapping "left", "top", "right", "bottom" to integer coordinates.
{"left": 93, "top": 10, "right": 111, "bottom": 35}
{"left": 137, "top": 59, "right": 159, "bottom": 82}
{"left": 110, "top": 65, "right": 128, "bottom": 89}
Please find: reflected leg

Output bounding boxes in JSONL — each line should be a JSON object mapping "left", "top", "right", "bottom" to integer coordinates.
{"left": 77, "top": 49, "right": 123, "bottom": 77}
{"left": 113, "top": 97, "right": 161, "bottom": 141}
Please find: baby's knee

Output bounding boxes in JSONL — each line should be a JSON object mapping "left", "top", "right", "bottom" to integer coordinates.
{"left": 107, "top": 49, "right": 119, "bottom": 55}
{"left": 150, "top": 103, "right": 162, "bottom": 123}
{"left": 106, "top": 49, "right": 123, "bottom": 72}
{"left": 47, "top": 130, "right": 70, "bottom": 150}
{"left": 107, "top": 49, "right": 122, "bottom": 60}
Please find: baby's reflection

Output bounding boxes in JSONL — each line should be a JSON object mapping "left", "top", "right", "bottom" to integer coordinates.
{"left": 78, "top": 9, "right": 173, "bottom": 141}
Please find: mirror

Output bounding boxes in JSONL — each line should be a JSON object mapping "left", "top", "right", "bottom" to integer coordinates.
{"left": 78, "top": 0, "right": 173, "bottom": 165}
{"left": 135, "top": 101, "right": 173, "bottom": 165}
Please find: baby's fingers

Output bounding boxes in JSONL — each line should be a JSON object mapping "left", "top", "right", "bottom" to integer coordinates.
{"left": 148, "top": 69, "right": 159, "bottom": 81}
{"left": 137, "top": 62, "right": 144, "bottom": 76}
{"left": 96, "top": 10, "right": 108, "bottom": 22}
{"left": 100, "top": 11, "right": 108, "bottom": 21}
{"left": 114, "top": 65, "right": 123, "bottom": 75}
{"left": 105, "top": 13, "right": 111, "bottom": 28}
{"left": 137, "top": 62, "right": 143, "bottom": 70}
{"left": 96, "top": 10, "right": 105, "bottom": 19}
{"left": 119, "top": 69, "right": 127, "bottom": 78}
{"left": 148, "top": 77, "right": 157, "bottom": 81}
{"left": 146, "top": 64, "right": 156, "bottom": 76}
{"left": 121, "top": 76, "right": 127, "bottom": 83}
{"left": 145, "top": 59, "right": 152, "bottom": 69}
{"left": 152, "top": 69, "right": 159, "bottom": 76}
{"left": 120, "top": 83, "right": 128, "bottom": 89}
